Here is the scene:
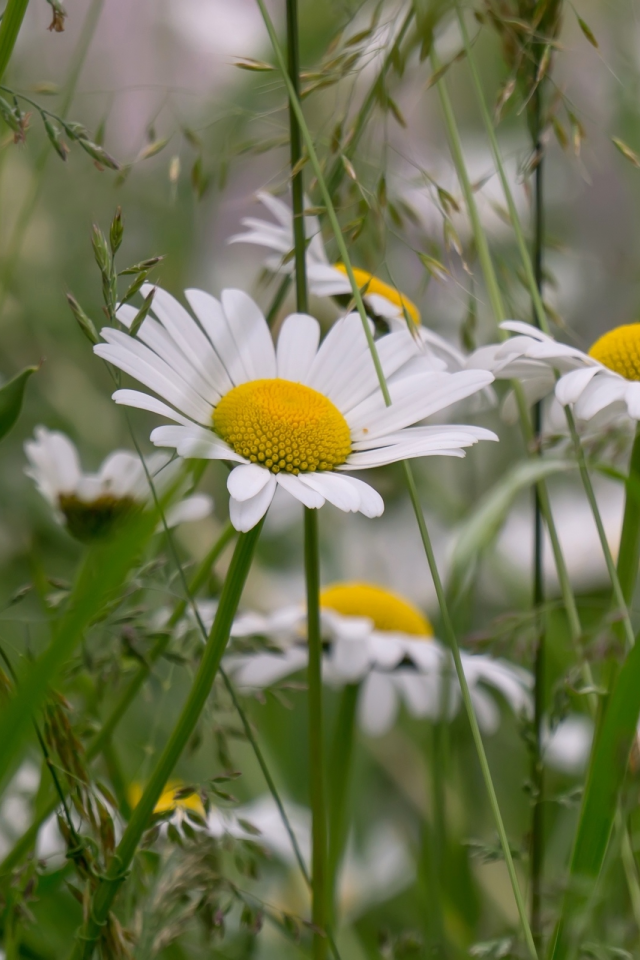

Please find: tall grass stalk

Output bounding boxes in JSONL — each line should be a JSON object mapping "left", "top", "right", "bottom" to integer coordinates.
{"left": 455, "top": 10, "right": 636, "bottom": 651}
{"left": 0, "top": 0, "right": 30, "bottom": 84}
{"left": 254, "top": 2, "right": 537, "bottom": 948}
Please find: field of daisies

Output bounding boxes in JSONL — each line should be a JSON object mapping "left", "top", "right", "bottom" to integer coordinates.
{"left": 3, "top": 0, "right": 640, "bottom": 958}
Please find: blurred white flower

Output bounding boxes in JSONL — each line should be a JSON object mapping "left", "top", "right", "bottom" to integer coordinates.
{"left": 25, "top": 427, "right": 211, "bottom": 541}
{"left": 229, "top": 191, "right": 423, "bottom": 327}
{"left": 224, "top": 582, "right": 532, "bottom": 737}
{"left": 468, "top": 320, "right": 640, "bottom": 429}
{"left": 95, "top": 285, "right": 496, "bottom": 531}
{"left": 543, "top": 716, "right": 594, "bottom": 775}
{"left": 0, "top": 762, "right": 40, "bottom": 859}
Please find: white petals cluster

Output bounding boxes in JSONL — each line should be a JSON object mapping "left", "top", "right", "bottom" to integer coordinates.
{"left": 468, "top": 320, "right": 640, "bottom": 427}
{"left": 24, "top": 426, "right": 212, "bottom": 532}
{"left": 223, "top": 604, "right": 532, "bottom": 737}
{"left": 94, "top": 285, "right": 496, "bottom": 531}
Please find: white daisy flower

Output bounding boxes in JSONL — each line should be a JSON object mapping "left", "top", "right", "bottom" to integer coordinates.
{"left": 467, "top": 320, "right": 640, "bottom": 428}
{"left": 224, "top": 581, "right": 533, "bottom": 737}
{"left": 229, "top": 190, "right": 422, "bottom": 328}
{"left": 93, "top": 285, "right": 496, "bottom": 532}
{"left": 25, "top": 426, "right": 212, "bottom": 542}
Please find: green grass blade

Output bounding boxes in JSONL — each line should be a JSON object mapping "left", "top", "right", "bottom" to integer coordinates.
{"left": 448, "top": 458, "right": 575, "bottom": 600}
{"left": 0, "top": 0, "right": 30, "bottom": 83}
{"left": 550, "top": 636, "right": 640, "bottom": 960}
{"left": 0, "top": 364, "right": 37, "bottom": 442}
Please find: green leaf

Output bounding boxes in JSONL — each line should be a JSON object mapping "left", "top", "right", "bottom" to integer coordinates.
{"left": 448, "top": 459, "right": 575, "bottom": 598}
{"left": 550, "top": 638, "right": 640, "bottom": 960}
{"left": 0, "top": 364, "right": 38, "bottom": 442}
{"left": 0, "top": 0, "right": 30, "bottom": 84}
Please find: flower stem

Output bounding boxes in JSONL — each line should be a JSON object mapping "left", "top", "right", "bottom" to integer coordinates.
{"left": 0, "top": 0, "right": 30, "bottom": 84}
{"left": 402, "top": 461, "right": 538, "bottom": 960}
{"left": 616, "top": 424, "right": 640, "bottom": 611}
{"left": 68, "top": 522, "right": 263, "bottom": 960}
{"left": 286, "top": 0, "right": 308, "bottom": 314}
{"left": 327, "top": 682, "right": 359, "bottom": 925}
{"left": 304, "top": 507, "right": 328, "bottom": 960}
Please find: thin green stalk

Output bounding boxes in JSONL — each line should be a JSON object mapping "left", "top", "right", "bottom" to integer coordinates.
{"left": 0, "top": 0, "right": 29, "bottom": 83}
{"left": 0, "top": 0, "right": 104, "bottom": 312}
{"left": 286, "top": 0, "right": 308, "bottom": 314}
{"left": 616, "top": 425, "right": 640, "bottom": 609}
{"left": 255, "top": 3, "right": 537, "bottom": 944}
{"left": 402, "top": 461, "right": 538, "bottom": 960}
{"left": 0, "top": 523, "right": 235, "bottom": 879}
{"left": 530, "top": 62, "right": 546, "bottom": 955}
{"left": 327, "top": 683, "right": 359, "bottom": 925}
{"left": 68, "top": 523, "right": 263, "bottom": 959}
{"left": 304, "top": 507, "right": 328, "bottom": 960}
{"left": 266, "top": 274, "right": 292, "bottom": 327}
{"left": 325, "top": 5, "right": 415, "bottom": 197}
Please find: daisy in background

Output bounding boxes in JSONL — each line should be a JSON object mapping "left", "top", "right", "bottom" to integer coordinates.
{"left": 467, "top": 320, "right": 640, "bottom": 430}
{"left": 94, "top": 284, "right": 496, "bottom": 532}
{"left": 222, "top": 581, "right": 533, "bottom": 737}
{"left": 25, "top": 427, "right": 212, "bottom": 542}
{"left": 230, "top": 192, "right": 496, "bottom": 410}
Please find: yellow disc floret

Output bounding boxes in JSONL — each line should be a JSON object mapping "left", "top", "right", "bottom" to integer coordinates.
{"left": 213, "top": 379, "right": 351, "bottom": 475}
{"left": 320, "top": 582, "right": 433, "bottom": 637}
{"left": 333, "top": 264, "right": 420, "bottom": 326}
{"left": 588, "top": 324, "right": 640, "bottom": 380}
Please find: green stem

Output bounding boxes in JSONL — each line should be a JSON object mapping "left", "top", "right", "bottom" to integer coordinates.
{"left": 254, "top": 0, "right": 390, "bottom": 404}
{"left": 68, "top": 522, "right": 263, "bottom": 959}
{"left": 0, "top": 523, "right": 235, "bottom": 879}
{"left": 616, "top": 425, "right": 640, "bottom": 609}
{"left": 286, "top": 0, "right": 308, "bottom": 314}
{"left": 327, "top": 683, "right": 359, "bottom": 925}
{"left": 530, "top": 69, "right": 546, "bottom": 955}
{"left": 304, "top": 507, "right": 328, "bottom": 960}
{"left": 0, "top": 0, "right": 29, "bottom": 83}
{"left": 402, "top": 461, "right": 538, "bottom": 960}
{"left": 266, "top": 274, "right": 292, "bottom": 327}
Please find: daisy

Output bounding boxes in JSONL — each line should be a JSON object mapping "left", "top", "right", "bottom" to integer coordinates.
{"left": 467, "top": 320, "right": 640, "bottom": 428}
{"left": 25, "top": 427, "right": 212, "bottom": 542}
{"left": 93, "top": 285, "right": 496, "bottom": 532}
{"left": 224, "top": 581, "right": 533, "bottom": 737}
{"left": 229, "top": 190, "right": 421, "bottom": 327}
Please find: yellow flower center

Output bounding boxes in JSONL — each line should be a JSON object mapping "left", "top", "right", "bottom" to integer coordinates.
{"left": 128, "top": 780, "right": 204, "bottom": 816}
{"left": 588, "top": 324, "right": 640, "bottom": 380}
{"left": 213, "top": 379, "right": 351, "bottom": 475}
{"left": 320, "top": 582, "right": 433, "bottom": 637}
{"left": 333, "top": 264, "right": 420, "bottom": 325}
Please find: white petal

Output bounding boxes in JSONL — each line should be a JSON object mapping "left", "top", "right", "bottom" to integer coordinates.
{"left": 338, "top": 475, "right": 384, "bottom": 518}
{"left": 226, "top": 648, "right": 308, "bottom": 687}
{"left": 165, "top": 494, "right": 213, "bottom": 527}
{"left": 298, "top": 472, "right": 360, "bottom": 512}
{"left": 330, "top": 637, "right": 373, "bottom": 681}
{"left": 626, "top": 382, "right": 640, "bottom": 420}
{"left": 221, "top": 289, "right": 277, "bottom": 380}
{"left": 229, "top": 475, "right": 277, "bottom": 531}
{"left": 574, "top": 374, "right": 626, "bottom": 421}
{"left": 306, "top": 313, "right": 372, "bottom": 398}
{"left": 276, "top": 313, "right": 320, "bottom": 382}
{"left": 358, "top": 673, "right": 399, "bottom": 737}
{"left": 470, "top": 687, "right": 501, "bottom": 734}
{"left": 151, "top": 424, "right": 244, "bottom": 461}
{"left": 112, "top": 389, "right": 194, "bottom": 427}
{"left": 347, "top": 370, "right": 495, "bottom": 441}
{"left": 275, "top": 472, "right": 325, "bottom": 509}
{"left": 555, "top": 367, "right": 600, "bottom": 406}
{"left": 227, "top": 463, "right": 273, "bottom": 502}
{"left": 184, "top": 289, "right": 247, "bottom": 388}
